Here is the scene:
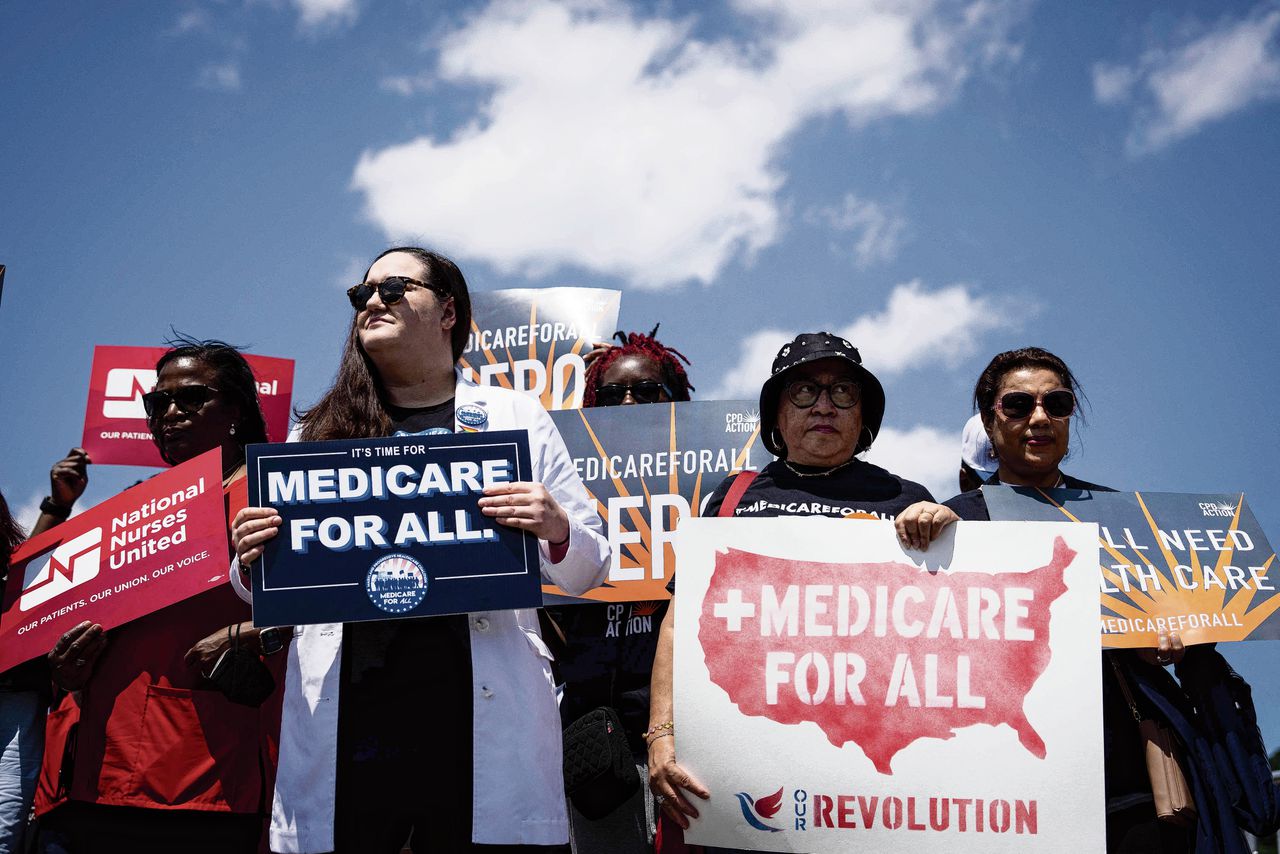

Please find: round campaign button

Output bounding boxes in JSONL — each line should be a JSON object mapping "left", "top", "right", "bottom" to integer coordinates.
{"left": 456, "top": 404, "right": 488, "bottom": 430}
{"left": 365, "top": 553, "right": 429, "bottom": 614}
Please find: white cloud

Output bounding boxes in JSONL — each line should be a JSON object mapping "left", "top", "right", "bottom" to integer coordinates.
{"left": 170, "top": 8, "right": 212, "bottom": 35}
{"left": 1091, "top": 63, "right": 1136, "bottom": 105}
{"left": 1094, "top": 6, "right": 1280, "bottom": 154}
{"left": 292, "top": 0, "right": 359, "bottom": 29}
{"left": 707, "top": 280, "right": 1013, "bottom": 399}
{"left": 864, "top": 424, "right": 959, "bottom": 501}
{"left": 807, "top": 193, "right": 908, "bottom": 268}
{"left": 196, "top": 61, "right": 242, "bottom": 91}
{"left": 352, "top": 0, "right": 1026, "bottom": 288}
{"left": 379, "top": 73, "right": 436, "bottom": 96}
{"left": 11, "top": 491, "right": 43, "bottom": 537}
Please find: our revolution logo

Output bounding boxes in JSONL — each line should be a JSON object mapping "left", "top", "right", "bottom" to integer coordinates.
{"left": 102, "top": 368, "right": 157, "bottom": 419}
{"left": 20, "top": 528, "right": 104, "bottom": 611}
{"left": 734, "top": 786, "right": 785, "bottom": 833}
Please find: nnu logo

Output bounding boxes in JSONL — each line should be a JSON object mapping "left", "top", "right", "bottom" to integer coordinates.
{"left": 102, "top": 368, "right": 157, "bottom": 419}
{"left": 734, "top": 786, "right": 784, "bottom": 832}
{"left": 20, "top": 528, "right": 104, "bottom": 612}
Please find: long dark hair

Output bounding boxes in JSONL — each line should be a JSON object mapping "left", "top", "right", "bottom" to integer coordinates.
{"left": 153, "top": 335, "right": 270, "bottom": 464}
{"left": 297, "top": 247, "right": 472, "bottom": 441}
{"left": 1, "top": 491, "right": 26, "bottom": 569}
{"left": 582, "top": 325, "right": 694, "bottom": 407}
{"left": 973, "top": 346, "right": 1086, "bottom": 426}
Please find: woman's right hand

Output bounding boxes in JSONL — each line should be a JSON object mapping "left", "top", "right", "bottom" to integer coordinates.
{"left": 232, "top": 507, "right": 282, "bottom": 565}
{"left": 50, "top": 448, "right": 91, "bottom": 509}
{"left": 648, "top": 733, "right": 710, "bottom": 830}
{"left": 49, "top": 621, "right": 107, "bottom": 692}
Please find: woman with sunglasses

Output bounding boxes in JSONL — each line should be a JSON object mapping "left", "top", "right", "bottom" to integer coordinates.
{"left": 647, "top": 333, "right": 954, "bottom": 852}
{"left": 935, "top": 347, "right": 1278, "bottom": 854}
{"left": 31, "top": 338, "right": 284, "bottom": 854}
{"left": 230, "top": 247, "right": 609, "bottom": 854}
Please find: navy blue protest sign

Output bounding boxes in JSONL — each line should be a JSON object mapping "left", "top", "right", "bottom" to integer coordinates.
{"left": 983, "top": 486, "right": 1279, "bottom": 648}
{"left": 246, "top": 431, "right": 538, "bottom": 626}
{"left": 544, "top": 400, "right": 769, "bottom": 605}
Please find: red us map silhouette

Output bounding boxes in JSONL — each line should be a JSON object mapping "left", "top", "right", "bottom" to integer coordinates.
{"left": 699, "top": 538, "right": 1073, "bottom": 774}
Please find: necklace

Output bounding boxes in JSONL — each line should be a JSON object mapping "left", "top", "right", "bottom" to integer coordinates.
{"left": 783, "top": 458, "right": 857, "bottom": 478}
{"left": 222, "top": 459, "right": 246, "bottom": 488}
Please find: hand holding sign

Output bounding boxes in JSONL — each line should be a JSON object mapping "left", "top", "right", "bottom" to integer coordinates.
{"left": 48, "top": 620, "right": 107, "bottom": 691}
{"left": 50, "top": 448, "right": 91, "bottom": 509}
{"left": 478, "top": 481, "right": 570, "bottom": 543}
{"left": 232, "top": 506, "right": 283, "bottom": 566}
{"left": 648, "top": 732, "right": 710, "bottom": 830}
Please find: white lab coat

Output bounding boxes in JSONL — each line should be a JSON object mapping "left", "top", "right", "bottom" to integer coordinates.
{"left": 233, "top": 373, "right": 609, "bottom": 852}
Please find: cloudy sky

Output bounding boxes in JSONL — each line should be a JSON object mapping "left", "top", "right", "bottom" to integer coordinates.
{"left": 3, "top": 0, "right": 1279, "bottom": 740}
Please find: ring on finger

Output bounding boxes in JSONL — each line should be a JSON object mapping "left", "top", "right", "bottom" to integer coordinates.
{"left": 75, "top": 659, "right": 86, "bottom": 666}
{"left": 655, "top": 794, "right": 667, "bottom": 805}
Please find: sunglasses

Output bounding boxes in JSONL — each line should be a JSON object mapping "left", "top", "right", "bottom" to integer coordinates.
{"left": 594, "top": 381, "right": 671, "bottom": 406}
{"left": 142, "top": 385, "right": 218, "bottom": 419}
{"left": 995, "top": 389, "right": 1075, "bottom": 420}
{"left": 785, "top": 379, "right": 860, "bottom": 409}
{"left": 346, "top": 276, "right": 448, "bottom": 311}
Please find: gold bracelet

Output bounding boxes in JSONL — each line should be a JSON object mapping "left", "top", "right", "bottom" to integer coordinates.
{"left": 644, "top": 721, "right": 674, "bottom": 738}
{"left": 646, "top": 731, "right": 674, "bottom": 747}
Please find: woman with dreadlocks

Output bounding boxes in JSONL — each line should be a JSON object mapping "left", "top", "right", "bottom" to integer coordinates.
{"left": 581, "top": 326, "right": 694, "bottom": 408}
{"left": 552, "top": 326, "right": 692, "bottom": 854}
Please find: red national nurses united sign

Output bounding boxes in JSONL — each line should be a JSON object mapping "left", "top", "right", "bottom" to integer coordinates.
{"left": 0, "top": 450, "right": 230, "bottom": 673}
{"left": 674, "top": 518, "right": 1105, "bottom": 853}
{"left": 81, "top": 345, "right": 294, "bottom": 467}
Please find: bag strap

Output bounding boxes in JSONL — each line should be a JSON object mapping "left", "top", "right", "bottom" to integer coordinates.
{"left": 1107, "top": 653, "right": 1144, "bottom": 722}
{"left": 718, "top": 470, "right": 759, "bottom": 518}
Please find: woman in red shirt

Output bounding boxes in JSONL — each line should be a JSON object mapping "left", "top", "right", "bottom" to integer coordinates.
{"left": 33, "top": 338, "right": 285, "bottom": 854}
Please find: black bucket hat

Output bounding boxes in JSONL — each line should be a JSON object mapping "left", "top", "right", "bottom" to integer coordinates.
{"left": 759, "top": 332, "right": 886, "bottom": 457}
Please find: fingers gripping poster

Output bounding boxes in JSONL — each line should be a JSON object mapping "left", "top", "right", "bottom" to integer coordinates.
{"left": 673, "top": 518, "right": 1104, "bottom": 853}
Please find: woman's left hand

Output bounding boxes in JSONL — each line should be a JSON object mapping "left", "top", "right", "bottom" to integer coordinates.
{"left": 1136, "top": 632, "right": 1185, "bottom": 667}
{"left": 185, "top": 623, "right": 253, "bottom": 675}
{"left": 895, "top": 501, "right": 960, "bottom": 550}
{"left": 479, "top": 482, "right": 571, "bottom": 544}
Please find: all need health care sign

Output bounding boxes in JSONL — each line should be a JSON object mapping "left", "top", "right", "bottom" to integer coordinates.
{"left": 246, "top": 431, "right": 540, "bottom": 627}
{"left": 0, "top": 449, "right": 230, "bottom": 673}
{"left": 82, "top": 344, "right": 295, "bottom": 467}
{"left": 674, "top": 518, "right": 1104, "bottom": 853}
{"left": 544, "top": 400, "right": 769, "bottom": 604}
{"left": 459, "top": 287, "right": 620, "bottom": 410}
{"left": 983, "top": 486, "right": 1280, "bottom": 647}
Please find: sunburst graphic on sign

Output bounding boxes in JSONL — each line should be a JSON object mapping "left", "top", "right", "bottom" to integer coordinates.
{"left": 543, "top": 403, "right": 763, "bottom": 603}
{"left": 459, "top": 297, "right": 618, "bottom": 410}
{"left": 1036, "top": 491, "right": 1278, "bottom": 647}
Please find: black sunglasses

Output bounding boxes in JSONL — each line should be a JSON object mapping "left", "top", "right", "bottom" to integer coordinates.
{"left": 995, "top": 389, "right": 1075, "bottom": 420}
{"left": 142, "top": 385, "right": 218, "bottom": 419}
{"left": 595, "top": 381, "right": 672, "bottom": 406}
{"left": 347, "top": 276, "right": 448, "bottom": 311}
{"left": 785, "top": 379, "right": 860, "bottom": 409}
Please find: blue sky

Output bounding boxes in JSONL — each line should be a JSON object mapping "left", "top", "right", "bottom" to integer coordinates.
{"left": 3, "top": 1, "right": 1279, "bottom": 744}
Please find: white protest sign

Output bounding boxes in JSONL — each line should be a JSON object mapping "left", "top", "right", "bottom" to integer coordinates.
{"left": 674, "top": 518, "right": 1104, "bottom": 852}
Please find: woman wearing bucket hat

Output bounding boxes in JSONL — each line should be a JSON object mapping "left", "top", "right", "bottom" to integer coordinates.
{"left": 645, "top": 333, "right": 958, "bottom": 850}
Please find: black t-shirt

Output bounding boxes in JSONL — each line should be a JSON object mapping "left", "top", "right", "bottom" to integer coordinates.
{"left": 668, "top": 459, "right": 935, "bottom": 596}
{"left": 340, "top": 399, "right": 473, "bottom": 772}
{"left": 703, "top": 458, "right": 935, "bottom": 519}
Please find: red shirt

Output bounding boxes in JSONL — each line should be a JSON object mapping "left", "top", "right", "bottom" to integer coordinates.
{"left": 36, "top": 478, "right": 284, "bottom": 815}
